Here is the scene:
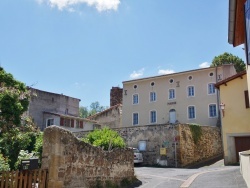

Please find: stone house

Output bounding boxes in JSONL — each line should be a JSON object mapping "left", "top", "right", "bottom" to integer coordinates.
{"left": 28, "top": 87, "right": 99, "bottom": 131}
{"left": 215, "top": 71, "right": 250, "bottom": 165}
{"left": 122, "top": 65, "right": 236, "bottom": 127}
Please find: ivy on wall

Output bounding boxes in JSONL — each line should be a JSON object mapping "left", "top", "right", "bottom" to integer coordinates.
{"left": 188, "top": 124, "right": 202, "bottom": 144}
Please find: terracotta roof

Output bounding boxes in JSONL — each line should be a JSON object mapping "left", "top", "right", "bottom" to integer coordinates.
{"left": 215, "top": 70, "right": 246, "bottom": 89}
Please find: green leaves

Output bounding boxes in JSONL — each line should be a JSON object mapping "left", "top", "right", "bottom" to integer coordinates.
{"left": 211, "top": 52, "right": 246, "bottom": 73}
{"left": 82, "top": 127, "right": 125, "bottom": 151}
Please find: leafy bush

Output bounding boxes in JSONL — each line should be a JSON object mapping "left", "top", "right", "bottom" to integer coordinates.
{"left": 14, "top": 150, "right": 38, "bottom": 170}
{"left": 33, "top": 132, "right": 43, "bottom": 166}
{"left": 82, "top": 127, "right": 125, "bottom": 150}
{"left": 0, "top": 153, "right": 10, "bottom": 171}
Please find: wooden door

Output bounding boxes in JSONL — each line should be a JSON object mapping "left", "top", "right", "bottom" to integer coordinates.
{"left": 234, "top": 136, "right": 250, "bottom": 162}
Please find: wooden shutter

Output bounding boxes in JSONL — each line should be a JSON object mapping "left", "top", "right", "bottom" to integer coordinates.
{"left": 71, "top": 119, "right": 74, "bottom": 128}
{"left": 244, "top": 90, "right": 249, "bottom": 108}
{"left": 60, "top": 118, "right": 64, "bottom": 126}
{"left": 80, "top": 121, "right": 83, "bottom": 128}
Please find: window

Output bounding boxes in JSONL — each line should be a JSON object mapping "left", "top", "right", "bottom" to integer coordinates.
{"left": 150, "top": 92, "right": 156, "bottom": 102}
{"left": 133, "top": 94, "right": 139, "bottom": 104}
{"left": 209, "top": 104, "right": 217, "bottom": 117}
{"left": 133, "top": 113, "right": 139, "bottom": 125}
{"left": 169, "top": 89, "right": 175, "bottom": 99}
{"left": 188, "top": 75, "right": 193, "bottom": 80}
{"left": 208, "top": 83, "right": 215, "bottom": 94}
{"left": 188, "top": 86, "right": 195, "bottom": 97}
{"left": 209, "top": 72, "right": 214, "bottom": 77}
{"left": 151, "top": 82, "right": 155, "bottom": 86}
{"left": 138, "top": 141, "right": 146, "bottom": 151}
{"left": 46, "top": 118, "right": 54, "bottom": 127}
{"left": 169, "top": 79, "right": 174, "bottom": 84}
{"left": 150, "top": 110, "right": 157, "bottom": 123}
{"left": 188, "top": 106, "right": 195, "bottom": 119}
{"left": 133, "top": 85, "right": 138, "bottom": 89}
{"left": 245, "top": 90, "right": 250, "bottom": 108}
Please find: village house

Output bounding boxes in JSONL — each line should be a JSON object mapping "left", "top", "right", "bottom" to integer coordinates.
{"left": 122, "top": 65, "right": 236, "bottom": 127}
{"left": 27, "top": 87, "right": 99, "bottom": 131}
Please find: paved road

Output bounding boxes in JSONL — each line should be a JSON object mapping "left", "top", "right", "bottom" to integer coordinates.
{"left": 134, "top": 160, "right": 247, "bottom": 188}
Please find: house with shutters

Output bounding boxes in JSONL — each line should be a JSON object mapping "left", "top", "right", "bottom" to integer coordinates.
{"left": 28, "top": 87, "right": 99, "bottom": 131}
{"left": 121, "top": 65, "right": 236, "bottom": 127}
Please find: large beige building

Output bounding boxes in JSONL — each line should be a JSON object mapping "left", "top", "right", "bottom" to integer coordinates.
{"left": 122, "top": 65, "right": 236, "bottom": 127}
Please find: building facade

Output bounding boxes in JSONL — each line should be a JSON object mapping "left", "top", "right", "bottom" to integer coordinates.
{"left": 122, "top": 65, "right": 236, "bottom": 127}
{"left": 28, "top": 88, "right": 98, "bottom": 131}
{"left": 215, "top": 71, "right": 250, "bottom": 165}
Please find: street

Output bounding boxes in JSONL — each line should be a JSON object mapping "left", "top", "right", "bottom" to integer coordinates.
{"left": 134, "top": 160, "right": 247, "bottom": 188}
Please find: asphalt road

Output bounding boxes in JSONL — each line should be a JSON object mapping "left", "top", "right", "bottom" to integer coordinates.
{"left": 134, "top": 160, "right": 247, "bottom": 188}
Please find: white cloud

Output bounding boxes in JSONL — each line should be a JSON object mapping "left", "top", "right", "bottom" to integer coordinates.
{"left": 158, "top": 69, "right": 175, "bottom": 75}
{"left": 130, "top": 68, "right": 145, "bottom": 79}
{"left": 74, "top": 82, "right": 85, "bottom": 89}
{"left": 37, "top": 0, "right": 120, "bottom": 12}
{"left": 199, "top": 62, "right": 210, "bottom": 68}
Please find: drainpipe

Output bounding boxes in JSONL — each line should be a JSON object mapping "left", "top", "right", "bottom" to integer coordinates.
{"left": 216, "top": 66, "right": 221, "bottom": 128}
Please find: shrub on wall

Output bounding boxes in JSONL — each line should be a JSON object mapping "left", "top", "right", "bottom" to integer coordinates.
{"left": 82, "top": 127, "right": 126, "bottom": 150}
{"left": 188, "top": 123, "right": 202, "bottom": 144}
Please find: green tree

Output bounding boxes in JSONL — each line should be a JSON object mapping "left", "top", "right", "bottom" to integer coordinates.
{"left": 79, "top": 106, "right": 89, "bottom": 118}
{"left": 0, "top": 153, "right": 10, "bottom": 171}
{"left": 210, "top": 52, "right": 246, "bottom": 73}
{"left": 82, "top": 127, "right": 126, "bottom": 151}
{"left": 0, "top": 67, "right": 30, "bottom": 131}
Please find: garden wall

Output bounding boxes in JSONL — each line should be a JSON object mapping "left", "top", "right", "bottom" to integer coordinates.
{"left": 41, "top": 126, "right": 134, "bottom": 188}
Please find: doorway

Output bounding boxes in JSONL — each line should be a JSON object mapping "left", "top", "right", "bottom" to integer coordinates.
{"left": 169, "top": 109, "right": 176, "bottom": 124}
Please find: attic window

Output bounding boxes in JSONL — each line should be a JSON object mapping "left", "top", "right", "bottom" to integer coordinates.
{"left": 209, "top": 72, "right": 214, "bottom": 77}
{"left": 134, "top": 85, "right": 138, "bottom": 89}
{"left": 169, "top": 79, "right": 174, "bottom": 84}
{"left": 188, "top": 76, "right": 193, "bottom": 80}
{"left": 151, "top": 82, "right": 155, "bottom": 86}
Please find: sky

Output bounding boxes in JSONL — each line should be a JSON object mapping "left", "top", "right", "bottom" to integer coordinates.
{"left": 0, "top": 0, "right": 246, "bottom": 108}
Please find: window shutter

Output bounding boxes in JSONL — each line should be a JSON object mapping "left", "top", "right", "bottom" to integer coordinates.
{"left": 244, "top": 90, "right": 249, "bottom": 108}
{"left": 60, "top": 118, "right": 64, "bottom": 126}
{"left": 80, "top": 121, "right": 83, "bottom": 128}
{"left": 71, "top": 119, "right": 74, "bottom": 128}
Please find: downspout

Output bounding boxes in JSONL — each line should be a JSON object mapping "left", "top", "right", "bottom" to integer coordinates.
{"left": 216, "top": 66, "right": 221, "bottom": 128}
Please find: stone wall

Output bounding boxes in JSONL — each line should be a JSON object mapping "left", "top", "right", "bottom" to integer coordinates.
{"left": 73, "top": 124, "right": 223, "bottom": 167}
{"left": 178, "top": 124, "right": 223, "bottom": 167}
{"left": 110, "top": 87, "right": 123, "bottom": 107}
{"left": 42, "top": 126, "right": 134, "bottom": 188}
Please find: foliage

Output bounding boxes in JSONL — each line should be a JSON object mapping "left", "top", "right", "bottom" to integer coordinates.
{"left": 82, "top": 127, "right": 125, "bottom": 150}
{"left": 0, "top": 67, "right": 30, "bottom": 130}
{"left": 14, "top": 150, "right": 38, "bottom": 170}
{"left": 0, "top": 153, "right": 10, "bottom": 171}
{"left": 79, "top": 106, "right": 89, "bottom": 118}
{"left": 33, "top": 132, "right": 43, "bottom": 165}
{"left": 210, "top": 52, "right": 245, "bottom": 73}
{"left": 188, "top": 123, "right": 202, "bottom": 144}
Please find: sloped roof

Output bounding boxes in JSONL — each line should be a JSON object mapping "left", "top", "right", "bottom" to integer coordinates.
{"left": 215, "top": 70, "right": 246, "bottom": 89}
{"left": 87, "top": 103, "right": 122, "bottom": 119}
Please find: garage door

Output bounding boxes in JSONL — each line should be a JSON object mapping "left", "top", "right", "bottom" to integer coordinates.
{"left": 235, "top": 136, "right": 250, "bottom": 162}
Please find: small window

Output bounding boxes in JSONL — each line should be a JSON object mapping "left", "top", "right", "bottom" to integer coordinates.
{"left": 133, "top": 113, "right": 139, "bottom": 125}
{"left": 133, "top": 94, "right": 139, "bottom": 104}
{"left": 188, "top": 75, "right": 193, "bottom": 80}
{"left": 209, "top": 104, "right": 217, "bottom": 117}
{"left": 188, "top": 86, "right": 195, "bottom": 97}
{"left": 208, "top": 83, "right": 215, "bottom": 94}
{"left": 188, "top": 106, "right": 195, "bottom": 119}
{"left": 244, "top": 90, "right": 249, "bottom": 108}
{"left": 169, "top": 79, "right": 174, "bottom": 84}
{"left": 169, "top": 89, "right": 175, "bottom": 99}
{"left": 134, "top": 85, "right": 138, "bottom": 89}
{"left": 209, "top": 72, "right": 214, "bottom": 77}
{"left": 47, "top": 118, "right": 54, "bottom": 127}
{"left": 138, "top": 141, "right": 146, "bottom": 151}
{"left": 151, "top": 82, "right": 155, "bottom": 86}
{"left": 150, "top": 92, "right": 156, "bottom": 102}
{"left": 150, "top": 110, "right": 157, "bottom": 123}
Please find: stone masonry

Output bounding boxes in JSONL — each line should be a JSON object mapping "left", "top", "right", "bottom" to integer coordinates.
{"left": 42, "top": 126, "right": 134, "bottom": 188}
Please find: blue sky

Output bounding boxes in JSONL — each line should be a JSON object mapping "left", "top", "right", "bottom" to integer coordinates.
{"left": 0, "top": 0, "right": 245, "bottom": 108}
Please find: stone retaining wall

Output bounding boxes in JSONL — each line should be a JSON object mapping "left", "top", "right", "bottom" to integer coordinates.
{"left": 42, "top": 126, "right": 134, "bottom": 188}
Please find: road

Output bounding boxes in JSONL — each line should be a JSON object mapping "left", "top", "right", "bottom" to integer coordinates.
{"left": 134, "top": 160, "right": 247, "bottom": 188}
